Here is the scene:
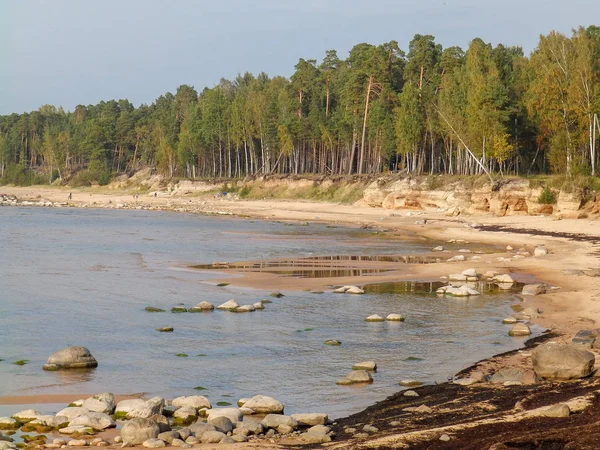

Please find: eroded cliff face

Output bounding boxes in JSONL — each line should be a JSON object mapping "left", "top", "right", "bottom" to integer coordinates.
{"left": 363, "top": 176, "right": 596, "bottom": 218}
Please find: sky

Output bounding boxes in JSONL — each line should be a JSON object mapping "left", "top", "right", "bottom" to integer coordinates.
{"left": 1, "top": 0, "right": 599, "bottom": 115}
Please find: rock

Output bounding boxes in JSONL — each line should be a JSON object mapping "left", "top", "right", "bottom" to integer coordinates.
{"left": 216, "top": 300, "right": 239, "bottom": 311}
{"left": 187, "top": 423, "right": 216, "bottom": 437}
{"left": 115, "top": 398, "right": 164, "bottom": 419}
{"left": 142, "top": 439, "right": 165, "bottom": 448}
{"left": 494, "top": 274, "right": 514, "bottom": 284}
{"left": 199, "top": 431, "right": 226, "bottom": 444}
{"left": 220, "top": 436, "right": 235, "bottom": 444}
{"left": 532, "top": 342, "right": 595, "bottom": 379}
{"left": 352, "top": 361, "right": 377, "bottom": 371}
{"left": 404, "top": 390, "right": 419, "bottom": 397}
{"left": 0, "top": 418, "right": 19, "bottom": 430}
{"left": 432, "top": 246, "right": 444, "bottom": 252}
{"left": 188, "top": 301, "right": 214, "bottom": 312}
{"left": 171, "top": 306, "right": 187, "bottom": 313}
{"left": 445, "top": 285, "right": 480, "bottom": 296}
{"left": 26, "top": 414, "right": 69, "bottom": 429}
{"left": 172, "top": 396, "right": 211, "bottom": 410}
{"left": 58, "top": 426, "right": 94, "bottom": 435}
{"left": 336, "top": 370, "right": 373, "bottom": 385}
{"left": 447, "top": 255, "right": 466, "bottom": 262}
{"left": 241, "top": 395, "right": 284, "bottom": 414}
{"left": 148, "top": 414, "right": 170, "bottom": 433}
{"left": 156, "top": 327, "right": 173, "bottom": 332}
{"left": 363, "top": 424, "right": 378, "bottom": 433}
{"left": 448, "top": 274, "right": 467, "bottom": 282}
{"left": 144, "top": 307, "right": 165, "bottom": 313}
{"left": 453, "top": 371, "right": 485, "bottom": 386}
{"left": 290, "top": 413, "right": 328, "bottom": 427}
{"left": 399, "top": 380, "right": 423, "bottom": 387}
{"left": 440, "top": 434, "right": 451, "bottom": 442}
{"left": 234, "top": 421, "right": 263, "bottom": 436}
{"left": 170, "top": 438, "right": 188, "bottom": 447}
{"left": 365, "top": 314, "right": 384, "bottom": 322}
{"left": 82, "top": 393, "right": 116, "bottom": 414}
{"left": 522, "top": 284, "right": 547, "bottom": 296}
{"left": 177, "top": 428, "right": 191, "bottom": 441}
{"left": 12, "top": 409, "right": 40, "bottom": 422}
{"left": 346, "top": 286, "right": 365, "bottom": 295}
{"left": 120, "top": 418, "right": 160, "bottom": 445}
{"left": 261, "top": 414, "right": 298, "bottom": 430}
{"left": 252, "top": 302, "right": 265, "bottom": 310}
{"left": 518, "top": 307, "right": 542, "bottom": 319}
{"left": 42, "top": 347, "right": 98, "bottom": 371}
{"left": 333, "top": 286, "right": 351, "bottom": 293}
{"left": 534, "top": 246, "right": 548, "bottom": 256}
{"left": 573, "top": 329, "right": 600, "bottom": 348}
{"left": 502, "top": 317, "right": 517, "bottom": 324}
{"left": 233, "top": 304, "right": 256, "bottom": 312}
{"left": 208, "top": 416, "right": 233, "bottom": 433}
{"left": 0, "top": 434, "right": 13, "bottom": 443}
{"left": 68, "top": 439, "right": 88, "bottom": 446}
{"left": 184, "top": 436, "right": 198, "bottom": 445}
{"left": 461, "top": 268, "right": 478, "bottom": 278}
{"left": 386, "top": 314, "right": 405, "bottom": 322}
{"left": 69, "top": 412, "right": 116, "bottom": 430}
{"left": 172, "top": 407, "right": 197, "bottom": 425}
{"left": 508, "top": 323, "right": 531, "bottom": 336}
{"left": 156, "top": 432, "right": 179, "bottom": 444}
{"left": 353, "top": 432, "right": 370, "bottom": 439}
{"left": 270, "top": 292, "right": 284, "bottom": 298}
{"left": 231, "top": 434, "right": 248, "bottom": 443}
{"left": 206, "top": 408, "right": 242, "bottom": 423}
{"left": 324, "top": 339, "right": 341, "bottom": 346}
{"left": 542, "top": 404, "right": 570, "bottom": 418}
{"left": 404, "top": 404, "right": 432, "bottom": 414}
{"left": 277, "top": 424, "right": 294, "bottom": 434}
{"left": 237, "top": 398, "right": 250, "bottom": 407}
{"left": 489, "top": 368, "right": 524, "bottom": 384}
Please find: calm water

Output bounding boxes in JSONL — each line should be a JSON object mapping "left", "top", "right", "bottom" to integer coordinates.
{"left": 0, "top": 207, "right": 531, "bottom": 418}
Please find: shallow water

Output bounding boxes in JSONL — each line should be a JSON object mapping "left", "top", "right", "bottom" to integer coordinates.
{"left": 0, "top": 207, "right": 532, "bottom": 418}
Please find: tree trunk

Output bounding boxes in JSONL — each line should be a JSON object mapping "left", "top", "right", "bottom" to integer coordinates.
{"left": 358, "top": 75, "right": 373, "bottom": 175}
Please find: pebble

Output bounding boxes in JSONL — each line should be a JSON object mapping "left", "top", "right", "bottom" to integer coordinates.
{"left": 440, "top": 434, "right": 451, "bottom": 442}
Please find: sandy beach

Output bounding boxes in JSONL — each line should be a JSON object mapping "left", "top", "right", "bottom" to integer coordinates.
{"left": 2, "top": 184, "right": 600, "bottom": 448}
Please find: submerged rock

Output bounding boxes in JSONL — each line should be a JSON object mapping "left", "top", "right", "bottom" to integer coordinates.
{"left": 352, "top": 361, "right": 377, "bottom": 371}
{"left": 508, "top": 323, "right": 531, "bottom": 336}
{"left": 324, "top": 339, "right": 341, "bottom": 346}
{"left": 145, "top": 307, "right": 165, "bottom": 313}
{"left": 42, "top": 347, "right": 98, "bottom": 371}
{"left": 188, "top": 301, "right": 214, "bottom": 312}
{"left": 216, "top": 299, "right": 239, "bottom": 311}
{"left": 241, "top": 395, "right": 284, "bottom": 414}
{"left": 386, "top": 314, "right": 405, "bottom": 321}
{"left": 365, "top": 314, "right": 384, "bottom": 322}
{"left": 336, "top": 370, "right": 373, "bottom": 385}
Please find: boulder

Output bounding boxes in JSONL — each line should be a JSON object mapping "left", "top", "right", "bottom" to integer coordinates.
{"left": 82, "top": 393, "right": 116, "bottom": 414}
{"left": 28, "top": 414, "right": 69, "bottom": 429}
{"left": 172, "top": 407, "right": 197, "bottom": 425}
{"left": 336, "top": 370, "right": 373, "bottom": 385}
{"left": 253, "top": 302, "right": 265, "bottom": 310}
{"left": 261, "top": 414, "right": 298, "bottom": 430}
{"left": 142, "top": 438, "right": 165, "bottom": 448}
{"left": 157, "top": 431, "right": 180, "bottom": 444}
{"left": 206, "top": 408, "right": 243, "bottom": 423}
{"left": 115, "top": 398, "right": 164, "bottom": 419}
{"left": 69, "top": 412, "right": 116, "bottom": 430}
{"left": 534, "top": 246, "right": 549, "bottom": 256}
{"left": 188, "top": 301, "right": 214, "bottom": 312}
{"left": 216, "top": 300, "right": 239, "bottom": 311}
{"left": 290, "top": 413, "right": 328, "bottom": 427}
{"left": 489, "top": 368, "right": 525, "bottom": 384}
{"left": 508, "top": 323, "right": 531, "bottom": 336}
{"left": 120, "top": 418, "right": 160, "bottom": 445}
{"left": 241, "top": 395, "right": 284, "bottom": 414}
{"left": 234, "top": 421, "right": 263, "bottom": 436}
{"left": 234, "top": 304, "right": 256, "bottom": 312}
{"left": 542, "top": 404, "right": 570, "bottom": 418}
{"left": 12, "top": 409, "right": 40, "bottom": 422}
{"left": 352, "top": 361, "right": 377, "bottom": 371}
{"left": 573, "top": 329, "right": 600, "bottom": 348}
{"left": 522, "top": 284, "right": 547, "bottom": 296}
{"left": 365, "top": 314, "right": 384, "bottom": 322}
{"left": 0, "top": 418, "right": 19, "bottom": 431}
{"left": 445, "top": 285, "right": 480, "bottom": 297}
{"left": 208, "top": 416, "right": 233, "bottom": 433}
{"left": 188, "top": 422, "right": 216, "bottom": 437}
{"left": 532, "top": 342, "right": 595, "bottom": 380}
{"left": 42, "top": 347, "right": 97, "bottom": 371}
{"left": 494, "top": 274, "right": 514, "bottom": 284}
{"left": 171, "top": 306, "right": 187, "bottom": 313}
{"left": 386, "top": 314, "right": 404, "bottom": 322}
{"left": 199, "top": 431, "right": 226, "bottom": 444}
{"left": 172, "top": 396, "right": 211, "bottom": 410}
{"left": 461, "top": 268, "right": 478, "bottom": 278}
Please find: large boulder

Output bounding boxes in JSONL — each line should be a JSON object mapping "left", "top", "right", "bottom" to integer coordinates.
{"left": 241, "top": 395, "right": 284, "bottom": 414}
{"left": 42, "top": 347, "right": 98, "bottom": 370}
{"left": 206, "top": 408, "right": 243, "bottom": 423}
{"left": 69, "top": 412, "right": 115, "bottom": 430}
{"left": 115, "top": 397, "right": 164, "bottom": 419}
{"left": 171, "top": 396, "right": 211, "bottom": 410}
{"left": 532, "top": 342, "right": 595, "bottom": 380}
{"left": 82, "top": 393, "right": 116, "bottom": 414}
{"left": 261, "top": 414, "right": 298, "bottom": 430}
{"left": 120, "top": 418, "right": 160, "bottom": 445}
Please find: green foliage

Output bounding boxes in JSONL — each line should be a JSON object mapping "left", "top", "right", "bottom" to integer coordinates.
{"left": 538, "top": 186, "right": 557, "bottom": 204}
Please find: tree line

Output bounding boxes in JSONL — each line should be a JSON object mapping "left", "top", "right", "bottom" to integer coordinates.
{"left": 1, "top": 26, "right": 599, "bottom": 185}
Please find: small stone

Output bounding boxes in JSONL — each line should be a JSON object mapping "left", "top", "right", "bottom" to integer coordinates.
{"left": 399, "top": 380, "right": 423, "bottom": 387}
{"left": 404, "top": 404, "right": 432, "bottom": 413}
{"left": 403, "top": 390, "right": 419, "bottom": 397}
{"left": 353, "top": 432, "right": 370, "bottom": 439}
{"left": 142, "top": 438, "right": 165, "bottom": 448}
{"left": 440, "top": 434, "right": 451, "bottom": 442}
{"left": 344, "top": 427, "right": 357, "bottom": 434}
{"left": 502, "top": 317, "right": 517, "bottom": 324}
{"left": 363, "top": 425, "right": 378, "bottom": 433}
{"left": 534, "top": 246, "right": 548, "bottom": 256}
{"left": 542, "top": 404, "right": 570, "bottom": 418}
{"left": 113, "top": 437, "right": 122, "bottom": 444}
{"left": 324, "top": 339, "right": 341, "bottom": 346}
{"left": 156, "top": 327, "right": 173, "bottom": 333}
{"left": 386, "top": 314, "right": 404, "bottom": 322}
{"left": 365, "top": 314, "right": 384, "bottom": 322}
{"left": 68, "top": 440, "right": 88, "bottom": 447}
{"left": 509, "top": 323, "right": 531, "bottom": 336}
{"left": 389, "top": 421, "right": 401, "bottom": 427}
{"left": 352, "top": 361, "right": 377, "bottom": 371}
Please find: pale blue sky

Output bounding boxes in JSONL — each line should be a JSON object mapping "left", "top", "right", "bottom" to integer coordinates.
{"left": 1, "top": 0, "right": 598, "bottom": 115}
